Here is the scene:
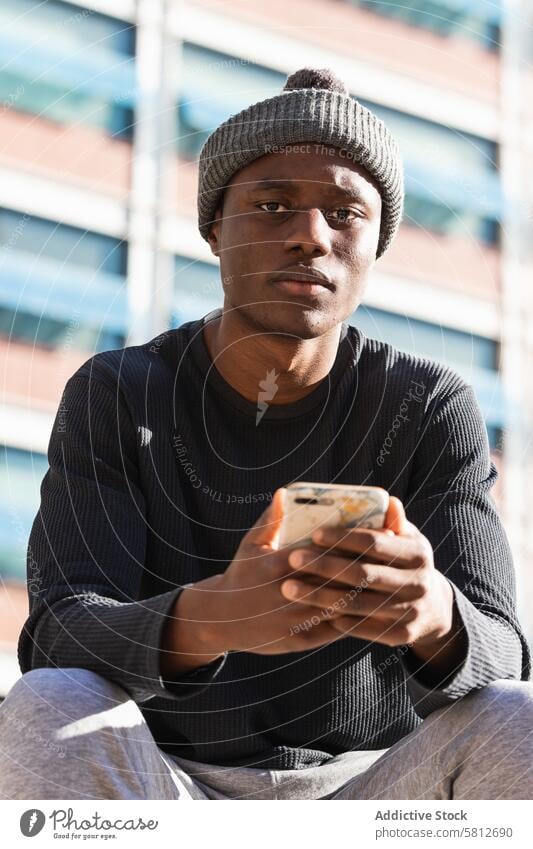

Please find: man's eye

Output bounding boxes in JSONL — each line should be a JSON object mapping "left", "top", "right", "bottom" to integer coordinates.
{"left": 256, "top": 203, "right": 360, "bottom": 222}
{"left": 325, "top": 207, "right": 358, "bottom": 223}
{"left": 257, "top": 201, "right": 288, "bottom": 213}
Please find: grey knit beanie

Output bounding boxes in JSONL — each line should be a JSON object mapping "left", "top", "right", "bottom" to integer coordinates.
{"left": 197, "top": 67, "right": 404, "bottom": 259}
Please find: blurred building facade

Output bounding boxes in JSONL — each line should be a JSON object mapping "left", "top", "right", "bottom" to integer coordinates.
{"left": 1, "top": 0, "right": 532, "bottom": 693}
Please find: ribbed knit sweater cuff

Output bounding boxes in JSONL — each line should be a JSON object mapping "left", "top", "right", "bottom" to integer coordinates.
{"left": 159, "top": 652, "right": 229, "bottom": 700}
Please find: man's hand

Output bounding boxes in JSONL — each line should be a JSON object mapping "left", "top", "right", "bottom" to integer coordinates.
{"left": 161, "top": 491, "right": 467, "bottom": 682}
{"left": 279, "top": 496, "right": 468, "bottom": 680}
{"left": 162, "top": 488, "right": 357, "bottom": 674}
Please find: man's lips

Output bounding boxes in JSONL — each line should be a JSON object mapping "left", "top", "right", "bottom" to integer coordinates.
{"left": 270, "top": 278, "right": 333, "bottom": 296}
{"left": 268, "top": 265, "right": 335, "bottom": 293}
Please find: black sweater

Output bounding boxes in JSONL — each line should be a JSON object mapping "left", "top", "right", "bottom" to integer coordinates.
{"left": 18, "top": 307, "right": 531, "bottom": 770}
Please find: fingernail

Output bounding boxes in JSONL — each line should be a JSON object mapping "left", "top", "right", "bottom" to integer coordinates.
{"left": 283, "top": 581, "right": 300, "bottom": 597}
{"left": 289, "top": 550, "right": 307, "bottom": 567}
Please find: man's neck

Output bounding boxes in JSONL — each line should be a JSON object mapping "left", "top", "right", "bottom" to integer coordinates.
{"left": 202, "top": 309, "right": 344, "bottom": 406}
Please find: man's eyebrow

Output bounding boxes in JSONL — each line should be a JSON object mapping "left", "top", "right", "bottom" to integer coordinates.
{"left": 244, "top": 179, "right": 369, "bottom": 204}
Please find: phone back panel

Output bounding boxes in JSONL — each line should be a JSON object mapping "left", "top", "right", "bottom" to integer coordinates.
{"left": 278, "top": 483, "right": 389, "bottom": 547}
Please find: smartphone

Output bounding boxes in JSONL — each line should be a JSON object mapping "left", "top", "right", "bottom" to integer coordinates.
{"left": 278, "top": 482, "right": 389, "bottom": 548}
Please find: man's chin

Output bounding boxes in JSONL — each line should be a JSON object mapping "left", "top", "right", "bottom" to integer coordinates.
{"left": 239, "top": 301, "right": 339, "bottom": 339}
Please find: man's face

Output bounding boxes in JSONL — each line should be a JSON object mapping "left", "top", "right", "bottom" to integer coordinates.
{"left": 207, "top": 144, "right": 382, "bottom": 339}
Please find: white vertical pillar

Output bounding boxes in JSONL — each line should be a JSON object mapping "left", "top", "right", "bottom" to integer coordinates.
{"left": 127, "top": 0, "right": 177, "bottom": 345}
{"left": 499, "top": 0, "right": 532, "bottom": 645}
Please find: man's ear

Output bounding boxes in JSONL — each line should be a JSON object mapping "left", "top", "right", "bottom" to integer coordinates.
{"left": 207, "top": 203, "right": 224, "bottom": 257}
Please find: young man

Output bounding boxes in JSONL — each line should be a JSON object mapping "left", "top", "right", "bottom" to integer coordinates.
{"left": 1, "top": 68, "right": 531, "bottom": 801}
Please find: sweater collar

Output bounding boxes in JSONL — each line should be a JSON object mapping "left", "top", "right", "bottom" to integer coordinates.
{"left": 184, "top": 307, "right": 360, "bottom": 421}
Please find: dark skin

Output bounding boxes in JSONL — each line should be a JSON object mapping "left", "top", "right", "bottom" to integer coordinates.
{"left": 203, "top": 146, "right": 382, "bottom": 403}
{"left": 161, "top": 147, "right": 468, "bottom": 687}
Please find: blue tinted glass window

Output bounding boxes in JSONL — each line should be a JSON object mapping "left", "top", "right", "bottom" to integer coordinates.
{"left": 486, "top": 425, "right": 502, "bottom": 451}
{"left": 0, "top": 69, "right": 134, "bottom": 138}
{"left": 351, "top": 304, "right": 497, "bottom": 370}
{"left": 0, "top": 0, "right": 135, "bottom": 137}
{"left": 177, "top": 42, "right": 285, "bottom": 158}
{"left": 346, "top": 0, "right": 500, "bottom": 51}
{"left": 0, "top": 0, "right": 135, "bottom": 55}
{"left": 0, "top": 210, "right": 128, "bottom": 340}
{"left": 0, "top": 209, "right": 127, "bottom": 276}
{"left": 402, "top": 195, "right": 500, "bottom": 245}
{"left": 356, "top": 99, "right": 500, "bottom": 241}
{"left": 0, "top": 307, "right": 123, "bottom": 353}
{"left": 173, "top": 255, "right": 223, "bottom": 324}
{"left": 175, "top": 255, "right": 221, "bottom": 290}
{"left": 358, "top": 99, "right": 497, "bottom": 177}
{"left": 0, "top": 446, "right": 48, "bottom": 582}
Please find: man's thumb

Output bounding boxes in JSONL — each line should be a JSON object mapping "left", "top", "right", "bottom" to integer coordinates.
{"left": 384, "top": 496, "right": 416, "bottom": 536}
{"left": 245, "top": 487, "right": 286, "bottom": 549}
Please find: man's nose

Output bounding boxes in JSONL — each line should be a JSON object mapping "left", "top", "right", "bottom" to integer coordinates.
{"left": 283, "top": 207, "right": 332, "bottom": 256}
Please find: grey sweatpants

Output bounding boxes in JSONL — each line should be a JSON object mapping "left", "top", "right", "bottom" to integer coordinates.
{"left": 0, "top": 668, "right": 531, "bottom": 800}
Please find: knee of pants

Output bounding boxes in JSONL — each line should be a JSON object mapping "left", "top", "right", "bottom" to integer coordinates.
{"left": 1, "top": 667, "right": 133, "bottom": 722}
{"left": 442, "top": 678, "right": 533, "bottom": 729}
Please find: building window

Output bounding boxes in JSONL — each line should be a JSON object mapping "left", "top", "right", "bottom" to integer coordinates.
{"left": 0, "top": 0, "right": 136, "bottom": 138}
{"left": 344, "top": 0, "right": 500, "bottom": 51}
{"left": 0, "top": 209, "right": 128, "bottom": 343}
{"left": 172, "top": 255, "right": 223, "bottom": 325}
{"left": 0, "top": 209, "right": 128, "bottom": 276}
{"left": 352, "top": 304, "right": 497, "bottom": 367}
{"left": 358, "top": 99, "right": 501, "bottom": 245}
{"left": 0, "top": 446, "right": 48, "bottom": 583}
{"left": 0, "top": 307, "right": 123, "bottom": 353}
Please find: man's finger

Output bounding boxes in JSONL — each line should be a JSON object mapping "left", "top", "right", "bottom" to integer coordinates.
{"left": 281, "top": 583, "right": 421, "bottom": 628}
{"left": 286, "top": 552, "right": 427, "bottom": 595}
{"left": 309, "top": 527, "right": 424, "bottom": 568}
{"left": 327, "top": 614, "right": 412, "bottom": 645}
